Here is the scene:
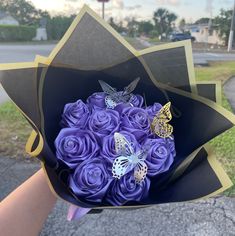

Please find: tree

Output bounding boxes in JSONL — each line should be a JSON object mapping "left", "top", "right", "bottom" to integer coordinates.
{"left": 153, "top": 8, "right": 177, "bottom": 39}
{"left": 46, "top": 15, "right": 75, "bottom": 40}
{"left": 214, "top": 9, "right": 235, "bottom": 46}
{"left": 108, "top": 17, "right": 126, "bottom": 33}
{"left": 138, "top": 21, "right": 154, "bottom": 35}
{"left": 0, "top": 0, "right": 48, "bottom": 25}
{"left": 179, "top": 18, "right": 186, "bottom": 32}
{"left": 126, "top": 18, "right": 139, "bottom": 37}
{"left": 194, "top": 17, "right": 210, "bottom": 25}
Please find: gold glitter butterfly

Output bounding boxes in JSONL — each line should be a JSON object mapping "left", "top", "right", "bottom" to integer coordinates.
{"left": 151, "top": 102, "right": 173, "bottom": 138}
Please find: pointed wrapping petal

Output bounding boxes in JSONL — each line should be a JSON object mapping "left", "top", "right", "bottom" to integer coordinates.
{"left": 0, "top": 64, "right": 41, "bottom": 129}
{"left": 197, "top": 81, "right": 222, "bottom": 105}
{"left": 139, "top": 41, "right": 196, "bottom": 93}
{"left": 150, "top": 147, "right": 232, "bottom": 203}
{"left": 47, "top": 7, "right": 136, "bottom": 70}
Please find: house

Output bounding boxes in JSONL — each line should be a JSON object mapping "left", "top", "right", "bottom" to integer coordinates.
{"left": 185, "top": 24, "right": 224, "bottom": 46}
{"left": 0, "top": 11, "right": 19, "bottom": 26}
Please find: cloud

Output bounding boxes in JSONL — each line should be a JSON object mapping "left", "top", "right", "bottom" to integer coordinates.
{"left": 205, "top": 0, "right": 214, "bottom": 13}
{"left": 156, "top": 0, "right": 181, "bottom": 6}
{"left": 64, "top": 0, "right": 79, "bottom": 2}
{"left": 125, "top": 5, "right": 142, "bottom": 11}
{"left": 112, "top": 0, "right": 124, "bottom": 10}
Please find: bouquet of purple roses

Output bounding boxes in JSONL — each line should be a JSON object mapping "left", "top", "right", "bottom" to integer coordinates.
{"left": 55, "top": 79, "right": 176, "bottom": 207}
{"left": 1, "top": 5, "right": 234, "bottom": 224}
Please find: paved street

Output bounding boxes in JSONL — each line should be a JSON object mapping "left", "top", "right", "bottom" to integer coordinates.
{"left": 0, "top": 44, "right": 55, "bottom": 63}
{"left": 0, "top": 43, "right": 235, "bottom": 235}
{"left": 224, "top": 77, "right": 235, "bottom": 113}
{"left": 0, "top": 43, "right": 235, "bottom": 65}
{"left": 0, "top": 43, "right": 235, "bottom": 104}
{"left": 194, "top": 52, "right": 235, "bottom": 65}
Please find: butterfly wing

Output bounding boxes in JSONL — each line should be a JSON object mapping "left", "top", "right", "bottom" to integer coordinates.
{"left": 112, "top": 156, "right": 135, "bottom": 179}
{"left": 154, "top": 122, "right": 173, "bottom": 139}
{"left": 151, "top": 102, "right": 173, "bottom": 138}
{"left": 153, "top": 102, "right": 172, "bottom": 122}
{"left": 114, "top": 132, "right": 134, "bottom": 156}
{"left": 123, "top": 77, "right": 140, "bottom": 95}
{"left": 98, "top": 80, "right": 117, "bottom": 95}
{"left": 105, "top": 96, "right": 117, "bottom": 109}
{"left": 134, "top": 161, "right": 148, "bottom": 183}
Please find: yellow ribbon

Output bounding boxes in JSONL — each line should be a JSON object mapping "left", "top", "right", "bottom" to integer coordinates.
{"left": 25, "top": 130, "right": 44, "bottom": 157}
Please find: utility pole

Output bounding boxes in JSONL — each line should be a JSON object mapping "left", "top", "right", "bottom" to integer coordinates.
{"left": 228, "top": 0, "right": 235, "bottom": 52}
{"left": 97, "top": 0, "right": 110, "bottom": 19}
{"left": 102, "top": 1, "right": 105, "bottom": 19}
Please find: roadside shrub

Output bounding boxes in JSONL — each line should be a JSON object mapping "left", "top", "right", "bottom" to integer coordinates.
{"left": 0, "top": 25, "right": 36, "bottom": 41}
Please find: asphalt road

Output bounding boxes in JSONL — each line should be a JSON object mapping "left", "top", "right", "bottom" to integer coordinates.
{"left": 0, "top": 43, "right": 234, "bottom": 104}
{"left": 0, "top": 43, "right": 235, "bottom": 64}
{"left": 0, "top": 44, "right": 55, "bottom": 63}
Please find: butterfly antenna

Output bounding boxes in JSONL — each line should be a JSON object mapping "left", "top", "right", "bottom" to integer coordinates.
{"left": 143, "top": 93, "right": 147, "bottom": 108}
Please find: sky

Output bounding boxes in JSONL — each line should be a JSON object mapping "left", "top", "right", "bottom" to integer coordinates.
{"left": 30, "top": 0, "right": 235, "bottom": 23}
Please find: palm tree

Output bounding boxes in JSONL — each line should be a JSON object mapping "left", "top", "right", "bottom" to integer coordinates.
{"left": 153, "top": 8, "right": 177, "bottom": 40}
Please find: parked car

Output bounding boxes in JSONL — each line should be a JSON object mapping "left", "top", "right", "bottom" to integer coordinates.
{"left": 169, "top": 33, "right": 195, "bottom": 42}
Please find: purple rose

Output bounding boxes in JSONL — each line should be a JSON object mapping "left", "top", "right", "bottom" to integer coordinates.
{"left": 146, "top": 102, "right": 162, "bottom": 121}
{"left": 106, "top": 172, "right": 150, "bottom": 206}
{"left": 61, "top": 100, "right": 90, "bottom": 128}
{"left": 55, "top": 128, "right": 99, "bottom": 168}
{"left": 143, "top": 138, "right": 175, "bottom": 177}
{"left": 101, "top": 131, "right": 140, "bottom": 163}
{"left": 121, "top": 107, "right": 151, "bottom": 142}
{"left": 69, "top": 158, "right": 112, "bottom": 203}
{"left": 87, "top": 92, "right": 106, "bottom": 110}
{"left": 129, "top": 94, "right": 144, "bottom": 107}
{"left": 88, "top": 109, "right": 120, "bottom": 141}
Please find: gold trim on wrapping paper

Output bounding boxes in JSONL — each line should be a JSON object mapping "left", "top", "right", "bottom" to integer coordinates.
{"left": 204, "top": 144, "right": 233, "bottom": 195}
{"left": 139, "top": 40, "right": 198, "bottom": 94}
{"left": 0, "top": 62, "right": 37, "bottom": 71}
{"left": 25, "top": 130, "right": 44, "bottom": 157}
{"left": 45, "top": 5, "right": 137, "bottom": 66}
{"left": 35, "top": 55, "right": 49, "bottom": 64}
{"left": 41, "top": 144, "right": 233, "bottom": 210}
{"left": 0, "top": 61, "right": 44, "bottom": 157}
{"left": 197, "top": 81, "right": 222, "bottom": 105}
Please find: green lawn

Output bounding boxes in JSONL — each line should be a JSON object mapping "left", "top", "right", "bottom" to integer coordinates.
{"left": 0, "top": 102, "right": 31, "bottom": 159}
{"left": 0, "top": 61, "right": 234, "bottom": 195}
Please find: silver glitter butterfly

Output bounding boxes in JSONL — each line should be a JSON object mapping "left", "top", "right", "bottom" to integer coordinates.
{"left": 112, "top": 132, "right": 148, "bottom": 183}
{"left": 98, "top": 78, "right": 140, "bottom": 109}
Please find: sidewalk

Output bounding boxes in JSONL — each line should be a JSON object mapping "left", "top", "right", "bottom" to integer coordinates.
{"left": 0, "top": 85, "right": 9, "bottom": 105}
{"left": 224, "top": 77, "right": 235, "bottom": 113}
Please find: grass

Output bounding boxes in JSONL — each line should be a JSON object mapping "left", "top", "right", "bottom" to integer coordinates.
{"left": 0, "top": 40, "right": 58, "bottom": 45}
{"left": 195, "top": 61, "right": 235, "bottom": 196}
{"left": 0, "top": 61, "right": 234, "bottom": 195}
{"left": 0, "top": 102, "right": 31, "bottom": 160}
